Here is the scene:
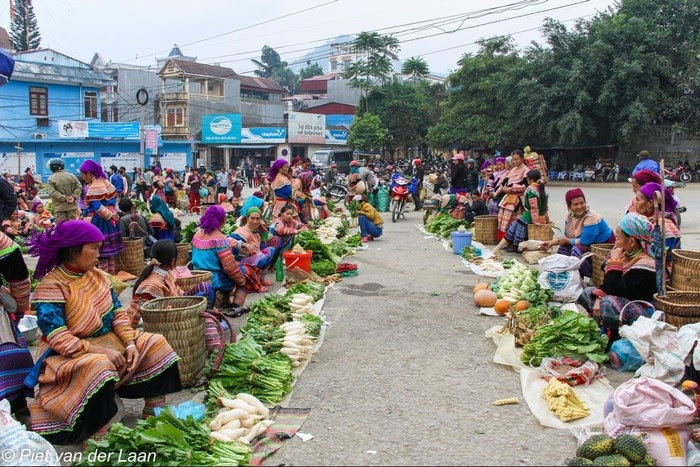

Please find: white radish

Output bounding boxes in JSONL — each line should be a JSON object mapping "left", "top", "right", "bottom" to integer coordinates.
{"left": 241, "top": 421, "right": 264, "bottom": 444}
{"left": 209, "top": 419, "right": 222, "bottom": 431}
{"left": 210, "top": 431, "right": 232, "bottom": 442}
{"left": 280, "top": 322, "right": 304, "bottom": 331}
{"left": 218, "top": 427, "right": 247, "bottom": 440}
{"left": 261, "top": 420, "right": 275, "bottom": 428}
{"left": 280, "top": 347, "right": 300, "bottom": 356}
{"left": 219, "top": 397, "right": 257, "bottom": 414}
{"left": 241, "top": 417, "right": 256, "bottom": 429}
{"left": 292, "top": 360, "right": 301, "bottom": 367}
{"left": 236, "top": 393, "right": 269, "bottom": 417}
{"left": 214, "top": 408, "right": 250, "bottom": 425}
{"left": 282, "top": 341, "right": 305, "bottom": 350}
{"left": 285, "top": 328, "right": 305, "bottom": 336}
{"left": 222, "top": 419, "right": 241, "bottom": 430}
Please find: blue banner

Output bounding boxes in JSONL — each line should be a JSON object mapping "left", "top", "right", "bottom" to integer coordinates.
{"left": 241, "top": 127, "right": 286, "bottom": 144}
{"left": 202, "top": 114, "right": 242, "bottom": 143}
{"left": 87, "top": 122, "right": 140, "bottom": 139}
{"left": 325, "top": 129, "right": 348, "bottom": 145}
{"left": 325, "top": 114, "right": 355, "bottom": 129}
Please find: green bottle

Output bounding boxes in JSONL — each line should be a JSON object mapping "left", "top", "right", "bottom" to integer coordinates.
{"left": 275, "top": 256, "right": 284, "bottom": 282}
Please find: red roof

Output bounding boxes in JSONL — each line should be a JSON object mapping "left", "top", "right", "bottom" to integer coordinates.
{"left": 300, "top": 73, "right": 337, "bottom": 93}
{"left": 238, "top": 75, "right": 286, "bottom": 94}
{"left": 165, "top": 59, "right": 238, "bottom": 79}
{"left": 301, "top": 102, "right": 356, "bottom": 115}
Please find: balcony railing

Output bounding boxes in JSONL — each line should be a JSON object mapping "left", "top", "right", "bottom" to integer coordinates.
{"left": 161, "top": 126, "right": 189, "bottom": 137}
{"left": 157, "top": 92, "right": 189, "bottom": 102}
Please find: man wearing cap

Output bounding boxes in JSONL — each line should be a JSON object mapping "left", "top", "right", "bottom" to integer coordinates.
{"left": 46, "top": 159, "right": 82, "bottom": 222}
{"left": 450, "top": 153, "right": 469, "bottom": 194}
{"left": 632, "top": 150, "right": 659, "bottom": 176}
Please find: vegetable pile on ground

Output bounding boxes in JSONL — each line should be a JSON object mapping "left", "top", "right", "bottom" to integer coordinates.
{"left": 491, "top": 260, "right": 540, "bottom": 302}
{"left": 209, "top": 335, "right": 294, "bottom": 404}
{"left": 180, "top": 221, "right": 198, "bottom": 244}
{"left": 207, "top": 389, "right": 275, "bottom": 445}
{"left": 568, "top": 434, "right": 656, "bottom": 466}
{"left": 79, "top": 407, "right": 251, "bottom": 466}
{"left": 285, "top": 281, "right": 326, "bottom": 302}
{"left": 521, "top": 310, "right": 608, "bottom": 366}
{"left": 460, "top": 246, "right": 478, "bottom": 261}
{"left": 542, "top": 378, "right": 589, "bottom": 422}
{"left": 425, "top": 213, "right": 471, "bottom": 239}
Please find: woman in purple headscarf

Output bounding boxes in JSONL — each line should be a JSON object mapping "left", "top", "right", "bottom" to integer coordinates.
{"left": 269, "top": 159, "right": 294, "bottom": 218}
{"left": 79, "top": 160, "right": 123, "bottom": 275}
{"left": 635, "top": 182, "right": 681, "bottom": 271}
{"left": 27, "top": 220, "right": 181, "bottom": 445}
{"left": 486, "top": 157, "right": 508, "bottom": 215}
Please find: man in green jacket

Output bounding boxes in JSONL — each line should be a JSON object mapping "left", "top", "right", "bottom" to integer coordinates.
{"left": 46, "top": 158, "right": 82, "bottom": 221}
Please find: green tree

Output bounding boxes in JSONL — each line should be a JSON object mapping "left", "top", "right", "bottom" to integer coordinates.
{"left": 299, "top": 61, "right": 324, "bottom": 80}
{"left": 347, "top": 113, "right": 387, "bottom": 151}
{"left": 401, "top": 57, "right": 429, "bottom": 79}
{"left": 274, "top": 68, "right": 299, "bottom": 94}
{"left": 342, "top": 32, "right": 401, "bottom": 111}
{"left": 9, "top": 0, "right": 41, "bottom": 52}
{"left": 251, "top": 45, "right": 287, "bottom": 79}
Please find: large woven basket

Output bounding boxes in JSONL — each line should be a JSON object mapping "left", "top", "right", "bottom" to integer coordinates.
{"left": 141, "top": 296, "right": 207, "bottom": 387}
{"left": 176, "top": 243, "right": 192, "bottom": 267}
{"left": 670, "top": 250, "right": 700, "bottom": 291}
{"left": 591, "top": 243, "right": 615, "bottom": 287}
{"left": 473, "top": 215, "right": 498, "bottom": 245}
{"left": 114, "top": 238, "right": 145, "bottom": 276}
{"left": 175, "top": 270, "right": 212, "bottom": 292}
{"left": 527, "top": 222, "right": 555, "bottom": 242}
{"left": 654, "top": 292, "right": 700, "bottom": 328}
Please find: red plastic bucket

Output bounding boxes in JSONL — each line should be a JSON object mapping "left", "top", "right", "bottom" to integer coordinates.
{"left": 282, "top": 250, "right": 313, "bottom": 273}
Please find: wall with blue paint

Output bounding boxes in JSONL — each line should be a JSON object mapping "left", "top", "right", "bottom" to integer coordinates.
{"left": 0, "top": 80, "right": 102, "bottom": 140}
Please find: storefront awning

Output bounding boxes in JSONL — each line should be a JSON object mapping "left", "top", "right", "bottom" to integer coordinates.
{"left": 214, "top": 145, "right": 274, "bottom": 149}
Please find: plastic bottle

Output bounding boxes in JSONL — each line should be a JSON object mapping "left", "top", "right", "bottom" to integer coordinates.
{"left": 275, "top": 256, "right": 284, "bottom": 282}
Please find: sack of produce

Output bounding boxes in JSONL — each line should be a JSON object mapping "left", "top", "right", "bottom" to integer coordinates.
{"left": 536, "top": 253, "right": 592, "bottom": 303}
{"left": 0, "top": 399, "right": 59, "bottom": 466}
{"left": 609, "top": 338, "right": 644, "bottom": 372}
{"left": 539, "top": 357, "right": 602, "bottom": 386}
{"left": 604, "top": 377, "right": 695, "bottom": 466}
{"left": 377, "top": 186, "right": 390, "bottom": 212}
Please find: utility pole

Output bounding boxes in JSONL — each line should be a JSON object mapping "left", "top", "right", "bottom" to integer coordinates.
{"left": 15, "top": 143, "right": 22, "bottom": 178}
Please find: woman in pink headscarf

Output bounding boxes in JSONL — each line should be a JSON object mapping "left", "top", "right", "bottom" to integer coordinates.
{"left": 494, "top": 150, "right": 530, "bottom": 241}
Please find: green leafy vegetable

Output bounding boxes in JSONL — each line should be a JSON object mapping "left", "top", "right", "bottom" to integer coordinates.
{"left": 426, "top": 213, "right": 471, "bottom": 239}
{"left": 180, "top": 221, "right": 198, "bottom": 244}
{"left": 311, "top": 259, "right": 337, "bottom": 277}
{"left": 299, "top": 314, "right": 322, "bottom": 337}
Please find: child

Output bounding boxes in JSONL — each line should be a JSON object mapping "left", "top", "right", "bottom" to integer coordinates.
{"left": 465, "top": 190, "right": 490, "bottom": 223}
{"left": 269, "top": 204, "right": 308, "bottom": 246}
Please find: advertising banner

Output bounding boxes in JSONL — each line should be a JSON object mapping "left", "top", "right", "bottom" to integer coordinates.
{"left": 42, "top": 152, "right": 95, "bottom": 176}
{"left": 0, "top": 152, "right": 37, "bottom": 174}
{"left": 58, "top": 120, "right": 89, "bottom": 138}
{"left": 100, "top": 153, "right": 143, "bottom": 171}
{"left": 159, "top": 153, "right": 188, "bottom": 172}
{"left": 240, "top": 127, "right": 286, "bottom": 144}
{"left": 58, "top": 121, "right": 140, "bottom": 139}
{"left": 145, "top": 129, "right": 159, "bottom": 152}
{"left": 202, "top": 114, "right": 242, "bottom": 143}
{"left": 324, "top": 129, "right": 348, "bottom": 145}
{"left": 288, "top": 112, "right": 325, "bottom": 144}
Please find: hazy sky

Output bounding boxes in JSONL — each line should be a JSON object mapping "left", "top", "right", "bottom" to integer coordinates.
{"left": 1, "top": 0, "right": 617, "bottom": 74}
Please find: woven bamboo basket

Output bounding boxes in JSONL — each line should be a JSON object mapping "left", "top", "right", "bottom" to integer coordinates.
{"left": 591, "top": 243, "right": 615, "bottom": 287}
{"left": 654, "top": 292, "right": 700, "bottom": 328}
{"left": 114, "top": 238, "right": 145, "bottom": 276}
{"left": 527, "top": 222, "right": 555, "bottom": 242}
{"left": 176, "top": 243, "right": 192, "bottom": 267}
{"left": 141, "top": 296, "right": 207, "bottom": 387}
{"left": 175, "top": 270, "right": 212, "bottom": 292}
{"left": 473, "top": 215, "right": 498, "bottom": 245}
{"left": 670, "top": 250, "right": 700, "bottom": 291}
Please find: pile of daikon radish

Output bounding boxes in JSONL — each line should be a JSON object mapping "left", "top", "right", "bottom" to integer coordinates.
{"left": 316, "top": 216, "right": 345, "bottom": 244}
{"left": 281, "top": 293, "right": 320, "bottom": 367}
{"left": 209, "top": 393, "right": 275, "bottom": 444}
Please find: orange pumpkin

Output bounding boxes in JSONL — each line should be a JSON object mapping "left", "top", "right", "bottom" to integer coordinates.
{"left": 473, "top": 290, "right": 498, "bottom": 307}
{"left": 494, "top": 299, "right": 513, "bottom": 315}
{"left": 515, "top": 300, "right": 531, "bottom": 312}
{"left": 473, "top": 283, "right": 490, "bottom": 295}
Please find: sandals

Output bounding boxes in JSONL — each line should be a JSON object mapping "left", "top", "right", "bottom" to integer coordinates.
{"left": 220, "top": 306, "right": 250, "bottom": 318}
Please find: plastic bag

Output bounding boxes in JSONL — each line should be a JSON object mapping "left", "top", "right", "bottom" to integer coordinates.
{"left": 0, "top": 399, "right": 60, "bottom": 466}
{"left": 522, "top": 250, "right": 551, "bottom": 265}
{"left": 538, "top": 356, "right": 602, "bottom": 386}
{"left": 537, "top": 253, "right": 591, "bottom": 302}
{"left": 154, "top": 400, "right": 206, "bottom": 421}
{"left": 609, "top": 338, "right": 644, "bottom": 372}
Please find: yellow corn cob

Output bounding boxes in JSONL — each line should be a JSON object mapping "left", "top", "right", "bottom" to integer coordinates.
{"left": 492, "top": 397, "right": 519, "bottom": 406}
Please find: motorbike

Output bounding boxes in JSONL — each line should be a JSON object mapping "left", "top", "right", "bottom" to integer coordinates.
{"left": 664, "top": 180, "right": 687, "bottom": 227}
{"left": 664, "top": 163, "right": 693, "bottom": 183}
{"left": 389, "top": 174, "right": 418, "bottom": 223}
{"left": 323, "top": 174, "right": 349, "bottom": 205}
{"left": 605, "top": 164, "right": 620, "bottom": 182}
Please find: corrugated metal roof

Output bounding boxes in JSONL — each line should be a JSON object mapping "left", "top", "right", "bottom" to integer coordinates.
{"left": 11, "top": 61, "right": 113, "bottom": 86}
{"left": 300, "top": 73, "right": 337, "bottom": 82}
{"left": 238, "top": 75, "right": 285, "bottom": 94}
{"left": 167, "top": 59, "right": 238, "bottom": 79}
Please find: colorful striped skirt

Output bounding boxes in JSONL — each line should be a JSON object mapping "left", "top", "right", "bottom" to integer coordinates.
{"left": 505, "top": 218, "right": 529, "bottom": 246}
{"left": 578, "top": 287, "right": 654, "bottom": 330}
{"left": 92, "top": 216, "right": 124, "bottom": 258}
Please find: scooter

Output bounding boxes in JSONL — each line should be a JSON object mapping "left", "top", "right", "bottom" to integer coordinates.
{"left": 664, "top": 179, "right": 687, "bottom": 227}
{"left": 389, "top": 174, "right": 413, "bottom": 223}
{"left": 665, "top": 163, "right": 693, "bottom": 183}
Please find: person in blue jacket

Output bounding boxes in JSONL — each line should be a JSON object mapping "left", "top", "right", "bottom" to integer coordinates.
{"left": 632, "top": 150, "right": 660, "bottom": 175}
{"left": 109, "top": 165, "right": 124, "bottom": 198}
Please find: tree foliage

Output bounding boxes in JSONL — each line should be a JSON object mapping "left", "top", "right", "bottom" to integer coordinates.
{"left": 347, "top": 113, "right": 387, "bottom": 151}
{"left": 299, "top": 61, "right": 324, "bottom": 80}
{"left": 401, "top": 57, "right": 429, "bottom": 79}
{"left": 9, "top": 0, "right": 41, "bottom": 52}
{"left": 251, "top": 45, "right": 287, "bottom": 79}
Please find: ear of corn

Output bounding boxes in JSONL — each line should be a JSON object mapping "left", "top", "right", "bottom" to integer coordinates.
{"left": 542, "top": 378, "right": 589, "bottom": 422}
{"left": 492, "top": 397, "right": 519, "bottom": 406}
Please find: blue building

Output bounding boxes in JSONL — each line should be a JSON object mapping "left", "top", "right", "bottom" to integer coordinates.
{"left": 0, "top": 49, "right": 192, "bottom": 180}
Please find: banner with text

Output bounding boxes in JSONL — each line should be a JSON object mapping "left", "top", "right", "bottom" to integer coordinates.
{"left": 100, "top": 153, "right": 143, "bottom": 171}
{"left": 241, "top": 127, "right": 286, "bottom": 144}
{"left": 159, "top": 153, "right": 188, "bottom": 172}
{"left": 58, "top": 121, "right": 140, "bottom": 139}
{"left": 202, "top": 114, "right": 242, "bottom": 143}
{"left": 288, "top": 112, "right": 325, "bottom": 144}
{"left": 42, "top": 152, "right": 95, "bottom": 176}
{"left": 324, "top": 129, "right": 348, "bottom": 145}
{"left": 0, "top": 152, "right": 37, "bottom": 174}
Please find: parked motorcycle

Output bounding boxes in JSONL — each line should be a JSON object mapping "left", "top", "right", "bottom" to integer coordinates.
{"left": 664, "top": 163, "right": 693, "bottom": 183}
{"left": 389, "top": 174, "right": 417, "bottom": 223}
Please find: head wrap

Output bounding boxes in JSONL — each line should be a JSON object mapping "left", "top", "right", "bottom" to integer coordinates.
{"left": 200, "top": 205, "right": 225, "bottom": 234}
{"left": 31, "top": 199, "right": 44, "bottom": 213}
{"left": 618, "top": 213, "right": 653, "bottom": 251}
{"left": 79, "top": 160, "right": 106, "bottom": 179}
{"left": 452, "top": 153, "right": 465, "bottom": 161}
{"left": 153, "top": 167, "right": 162, "bottom": 175}
{"left": 494, "top": 157, "right": 506, "bottom": 165}
{"left": 352, "top": 195, "right": 363, "bottom": 201}
{"left": 480, "top": 160, "right": 493, "bottom": 170}
{"left": 253, "top": 191, "right": 263, "bottom": 198}
{"left": 565, "top": 188, "right": 585, "bottom": 206}
{"left": 218, "top": 193, "right": 227, "bottom": 204}
{"left": 268, "top": 159, "right": 288, "bottom": 182}
{"left": 27, "top": 220, "right": 105, "bottom": 279}
{"left": 240, "top": 196, "right": 264, "bottom": 218}
{"left": 638, "top": 182, "right": 678, "bottom": 213}
{"left": 149, "top": 195, "right": 175, "bottom": 228}
{"left": 632, "top": 169, "right": 661, "bottom": 186}
{"left": 165, "top": 168, "right": 173, "bottom": 174}
{"left": 292, "top": 156, "right": 302, "bottom": 166}
{"left": 245, "top": 207, "right": 261, "bottom": 217}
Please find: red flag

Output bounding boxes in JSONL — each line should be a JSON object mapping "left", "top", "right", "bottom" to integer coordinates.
{"left": 9, "top": 0, "right": 14, "bottom": 21}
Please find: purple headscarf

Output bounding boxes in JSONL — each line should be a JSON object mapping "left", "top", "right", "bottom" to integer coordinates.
{"left": 639, "top": 182, "right": 677, "bottom": 213}
{"left": 268, "top": 159, "right": 288, "bottom": 182}
{"left": 480, "top": 160, "right": 493, "bottom": 171}
{"left": 153, "top": 167, "right": 162, "bottom": 175}
{"left": 31, "top": 199, "right": 44, "bottom": 213}
{"left": 494, "top": 157, "right": 506, "bottom": 165}
{"left": 27, "top": 220, "right": 105, "bottom": 279}
{"left": 200, "top": 205, "right": 225, "bottom": 234}
{"left": 79, "top": 160, "right": 107, "bottom": 179}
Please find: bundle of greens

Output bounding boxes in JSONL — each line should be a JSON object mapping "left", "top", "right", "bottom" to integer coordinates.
{"left": 299, "top": 314, "right": 322, "bottom": 337}
{"left": 426, "top": 214, "right": 471, "bottom": 239}
{"left": 330, "top": 241, "right": 349, "bottom": 258}
{"left": 517, "top": 305, "right": 562, "bottom": 330}
{"left": 335, "top": 219, "right": 350, "bottom": 239}
{"left": 327, "top": 199, "right": 336, "bottom": 212}
{"left": 345, "top": 233, "right": 363, "bottom": 247}
{"left": 79, "top": 407, "right": 251, "bottom": 466}
{"left": 209, "top": 336, "right": 294, "bottom": 403}
{"left": 311, "top": 259, "right": 337, "bottom": 278}
{"left": 241, "top": 325, "right": 286, "bottom": 353}
{"left": 524, "top": 286, "right": 554, "bottom": 308}
{"left": 180, "top": 221, "right": 198, "bottom": 244}
{"left": 521, "top": 310, "right": 608, "bottom": 366}
{"left": 14, "top": 236, "right": 28, "bottom": 254}
{"left": 460, "top": 246, "right": 478, "bottom": 262}
{"left": 246, "top": 294, "right": 293, "bottom": 329}
{"left": 221, "top": 217, "right": 238, "bottom": 236}
{"left": 347, "top": 201, "right": 360, "bottom": 218}
{"left": 285, "top": 281, "right": 325, "bottom": 301}
{"left": 294, "top": 231, "right": 341, "bottom": 264}
{"left": 132, "top": 200, "right": 152, "bottom": 221}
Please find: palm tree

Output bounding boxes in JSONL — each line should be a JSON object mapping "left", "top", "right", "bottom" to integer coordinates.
{"left": 401, "top": 57, "right": 429, "bottom": 80}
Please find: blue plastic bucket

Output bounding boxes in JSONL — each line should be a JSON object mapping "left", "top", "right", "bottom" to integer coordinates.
{"left": 452, "top": 231, "right": 473, "bottom": 254}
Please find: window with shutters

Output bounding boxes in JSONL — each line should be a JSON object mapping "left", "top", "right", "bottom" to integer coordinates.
{"left": 175, "top": 108, "right": 185, "bottom": 126}
{"left": 29, "top": 86, "right": 48, "bottom": 116}
{"left": 84, "top": 91, "right": 98, "bottom": 119}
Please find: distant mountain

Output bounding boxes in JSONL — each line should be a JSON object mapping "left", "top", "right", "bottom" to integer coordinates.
{"left": 287, "top": 34, "right": 354, "bottom": 73}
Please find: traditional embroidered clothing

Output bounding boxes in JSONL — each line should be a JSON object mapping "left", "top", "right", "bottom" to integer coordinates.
{"left": 230, "top": 224, "right": 279, "bottom": 269}
{"left": 487, "top": 169, "right": 508, "bottom": 214}
{"left": 271, "top": 175, "right": 293, "bottom": 218}
{"left": 152, "top": 175, "right": 166, "bottom": 200}
{"left": 83, "top": 178, "right": 124, "bottom": 259}
{"left": 30, "top": 265, "right": 180, "bottom": 444}
{"left": 149, "top": 196, "right": 174, "bottom": 241}
{"left": 191, "top": 231, "right": 262, "bottom": 294}
{"left": 505, "top": 183, "right": 548, "bottom": 247}
{"left": 495, "top": 163, "right": 529, "bottom": 238}
{"left": 557, "top": 208, "right": 615, "bottom": 277}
